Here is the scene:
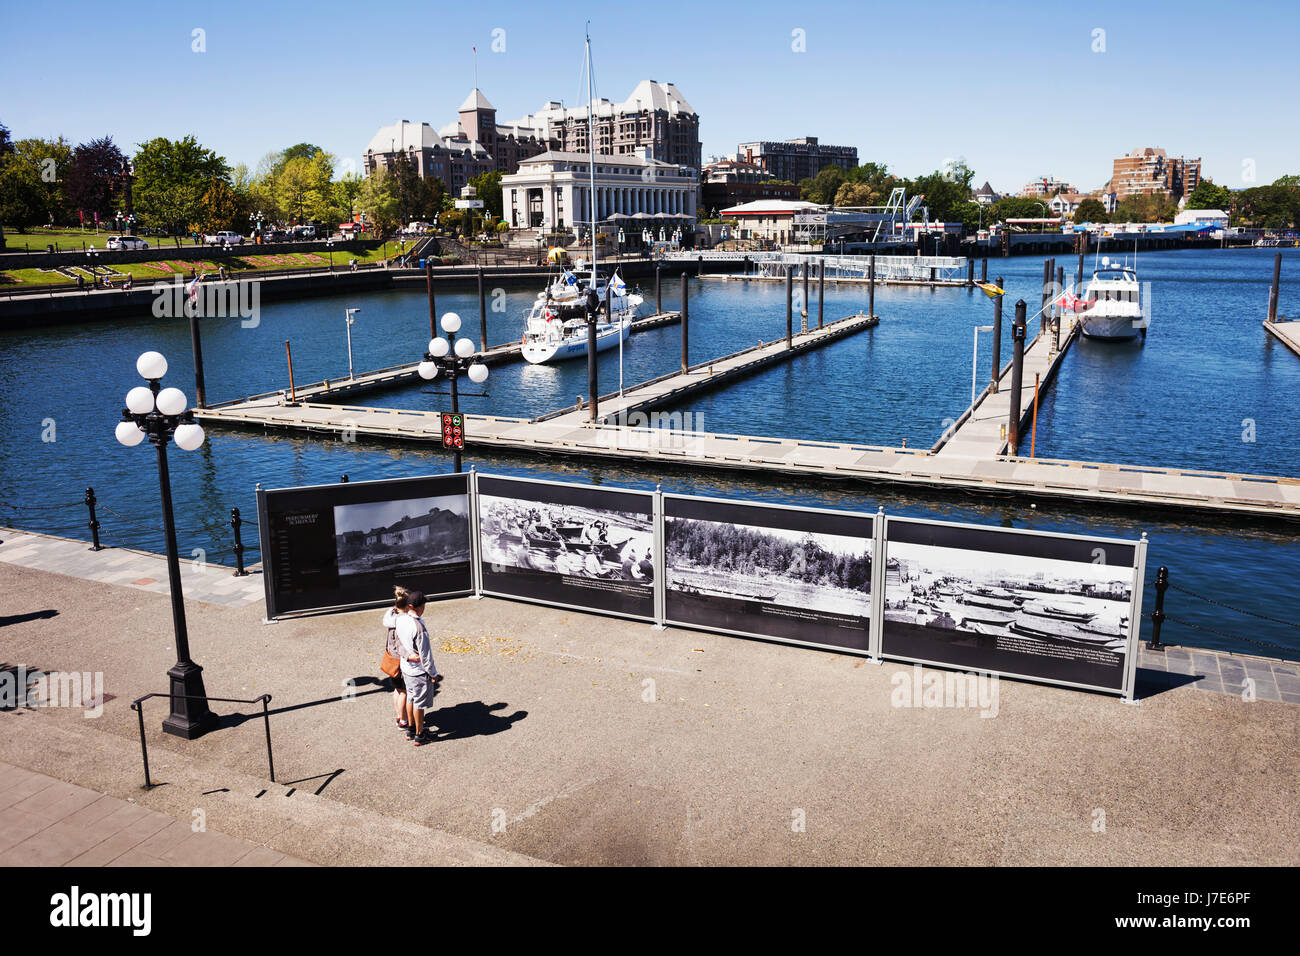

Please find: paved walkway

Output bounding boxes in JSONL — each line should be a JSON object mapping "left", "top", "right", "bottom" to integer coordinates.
{"left": 0, "top": 527, "right": 264, "bottom": 608}
{"left": 0, "top": 762, "right": 311, "bottom": 867}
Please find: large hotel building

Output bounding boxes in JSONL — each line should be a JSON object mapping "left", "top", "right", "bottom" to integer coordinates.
{"left": 736, "top": 137, "right": 858, "bottom": 183}
{"left": 363, "top": 80, "right": 701, "bottom": 193}
{"left": 1111, "top": 147, "right": 1201, "bottom": 201}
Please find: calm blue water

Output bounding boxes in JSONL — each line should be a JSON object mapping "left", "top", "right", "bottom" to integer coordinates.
{"left": 1, "top": 247, "right": 1297, "bottom": 658}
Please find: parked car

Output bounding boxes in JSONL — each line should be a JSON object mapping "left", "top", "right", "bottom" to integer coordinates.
{"left": 289, "top": 225, "right": 318, "bottom": 241}
{"left": 205, "top": 230, "right": 244, "bottom": 246}
{"left": 261, "top": 228, "right": 288, "bottom": 242}
{"left": 106, "top": 235, "right": 150, "bottom": 250}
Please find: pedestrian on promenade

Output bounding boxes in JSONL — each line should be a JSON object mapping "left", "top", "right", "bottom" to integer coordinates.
{"left": 381, "top": 586, "right": 411, "bottom": 730}
{"left": 395, "top": 590, "right": 442, "bottom": 746}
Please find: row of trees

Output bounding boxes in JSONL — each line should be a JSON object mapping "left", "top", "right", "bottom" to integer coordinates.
{"left": 0, "top": 120, "right": 498, "bottom": 240}
{"left": 798, "top": 156, "right": 1300, "bottom": 230}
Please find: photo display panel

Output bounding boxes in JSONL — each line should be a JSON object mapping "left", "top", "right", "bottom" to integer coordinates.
{"left": 664, "top": 496, "right": 874, "bottom": 652}
{"left": 881, "top": 519, "right": 1138, "bottom": 691}
{"left": 260, "top": 473, "right": 473, "bottom": 616}
{"left": 477, "top": 475, "right": 656, "bottom": 620}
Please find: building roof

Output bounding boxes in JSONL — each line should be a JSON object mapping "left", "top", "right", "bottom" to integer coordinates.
{"left": 514, "top": 150, "right": 682, "bottom": 169}
{"left": 365, "top": 120, "right": 444, "bottom": 154}
{"left": 720, "top": 199, "right": 825, "bottom": 216}
{"left": 459, "top": 88, "right": 495, "bottom": 113}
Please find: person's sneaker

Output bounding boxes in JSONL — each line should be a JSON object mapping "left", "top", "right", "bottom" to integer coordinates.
{"left": 412, "top": 731, "right": 435, "bottom": 747}
{"left": 404, "top": 729, "right": 416, "bottom": 741}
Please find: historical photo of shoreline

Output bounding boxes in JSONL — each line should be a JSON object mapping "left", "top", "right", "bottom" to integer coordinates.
{"left": 664, "top": 510, "right": 873, "bottom": 650}
{"left": 479, "top": 494, "right": 655, "bottom": 586}
{"left": 333, "top": 494, "right": 470, "bottom": 578}
{"left": 883, "top": 540, "right": 1134, "bottom": 656}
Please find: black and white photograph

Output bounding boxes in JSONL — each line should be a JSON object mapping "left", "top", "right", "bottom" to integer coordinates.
{"left": 477, "top": 476, "right": 655, "bottom": 619}
{"left": 881, "top": 521, "right": 1137, "bottom": 689}
{"left": 664, "top": 497, "right": 874, "bottom": 651}
{"left": 334, "top": 495, "right": 470, "bottom": 578}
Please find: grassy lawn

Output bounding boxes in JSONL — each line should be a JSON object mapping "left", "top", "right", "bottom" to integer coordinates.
{"left": 0, "top": 245, "right": 402, "bottom": 287}
{"left": 1, "top": 226, "right": 210, "bottom": 251}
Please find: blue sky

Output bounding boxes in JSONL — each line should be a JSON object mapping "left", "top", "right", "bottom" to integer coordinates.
{"left": 2, "top": 0, "right": 1296, "bottom": 193}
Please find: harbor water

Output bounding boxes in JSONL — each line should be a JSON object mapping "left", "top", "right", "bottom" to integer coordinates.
{"left": 1, "top": 247, "right": 1296, "bottom": 659}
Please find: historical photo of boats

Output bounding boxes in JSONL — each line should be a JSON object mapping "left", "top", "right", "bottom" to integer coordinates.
{"left": 333, "top": 494, "right": 471, "bottom": 579}
{"left": 664, "top": 498, "right": 874, "bottom": 651}
{"left": 477, "top": 476, "right": 655, "bottom": 619}
{"left": 881, "top": 524, "right": 1137, "bottom": 690}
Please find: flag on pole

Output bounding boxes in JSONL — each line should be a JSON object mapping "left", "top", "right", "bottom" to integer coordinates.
{"left": 611, "top": 271, "right": 626, "bottom": 296}
{"left": 186, "top": 274, "right": 201, "bottom": 304}
{"left": 975, "top": 281, "right": 1005, "bottom": 298}
{"left": 563, "top": 270, "right": 577, "bottom": 287}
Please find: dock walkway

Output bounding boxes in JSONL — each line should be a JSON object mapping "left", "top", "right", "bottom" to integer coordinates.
{"left": 935, "top": 315, "right": 1079, "bottom": 458}
{"left": 1264, "top": 319, "right": 1300, "bottom": 359}
{"left": 540, "top": 313, "right": 878, "bottom": 426}
{"left": 208, "top": 310, "right": 682, "bottom": 409}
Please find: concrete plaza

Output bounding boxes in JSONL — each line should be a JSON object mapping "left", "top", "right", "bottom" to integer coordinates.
{"left": 0, "top": 533, "right": 1297, "bottom": 866}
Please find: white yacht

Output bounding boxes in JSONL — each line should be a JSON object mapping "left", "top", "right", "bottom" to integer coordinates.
{"left": 1078, "top": 257, "right": 1145, "bottom": 341}
{"left": 519, "top": 28, "right": 643, "bottom": 366}
{"left": 520, "top": 271, "right": 641, "bottom": 364}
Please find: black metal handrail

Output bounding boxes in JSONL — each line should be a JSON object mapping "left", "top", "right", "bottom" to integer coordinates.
{"left": 130, "top": 692, "right": 274, "bottom": 789}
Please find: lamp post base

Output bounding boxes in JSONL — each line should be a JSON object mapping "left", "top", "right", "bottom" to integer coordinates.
{"left": 161, "top": 660, "right": 217, "bottom": 739}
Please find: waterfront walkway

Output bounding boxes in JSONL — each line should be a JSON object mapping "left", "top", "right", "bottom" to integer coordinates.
{"left": 1, "top": 551, "right": 1295, "bottom": 866}
{"left": 1264, "top": 319, "right": 1300, "bottom": 359}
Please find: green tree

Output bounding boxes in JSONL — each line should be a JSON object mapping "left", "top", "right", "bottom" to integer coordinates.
{"left": 799, "top": 165, "right": 847, "bottom": 205}
{"left": 275, "top": 155, "right": 329, "bottom": 224}
{"left": 989, "top": 196, "right": 1053, "bottom": 224}
{"left": 198, "top": 178, "right": 242, "bottom": 233}
{"left": 1073, "top": 198, "right": 1108, "bottom": 223}
{"left": 0, "top": 155, "right": 44, "bottom": 231}
{"left": 133, "top": 136, "right": 229, "bottom": 235}
{"left": 359, "top": 168, "right": 400, "bottom": 236}
{"left": 334, "top": 172, "right": 364, "bottom": 222}
{"left": 469, "top": 170, "right": 503, "bottom": 218}
{"left": 1185, "top": 180, "right": 1232, "bottom": 211}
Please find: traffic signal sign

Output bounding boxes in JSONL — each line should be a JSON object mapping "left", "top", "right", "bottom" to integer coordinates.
{"left": 441, "top": 412, "right": 464, "bottom": 451}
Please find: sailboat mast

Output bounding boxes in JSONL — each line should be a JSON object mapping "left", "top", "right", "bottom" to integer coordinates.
{"left": 587, "top": 31, "right": 597, "bottom": 289}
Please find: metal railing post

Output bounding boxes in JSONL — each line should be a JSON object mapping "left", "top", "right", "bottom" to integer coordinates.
{"left": 230, "top": 507, "right": 249, "bottom": 576}
{"left": 262, "top": 695, "right": 276, "bottom": 782}
{"left": 133, "top": 702, "right": 153, "bottom": 789}
{"left": 1149, "top": 566, "right": 1169, "bottom": 651}
{"left": 85, "top": 486, "right": 102, "bottom": 551}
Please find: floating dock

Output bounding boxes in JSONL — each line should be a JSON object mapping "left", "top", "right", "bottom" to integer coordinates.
{"left": 1264, "top": 320, "right": 1300, "bottom": 359}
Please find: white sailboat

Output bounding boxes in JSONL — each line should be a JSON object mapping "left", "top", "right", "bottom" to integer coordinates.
{"left": 520, "top": 29, "right": 642, "bottom": 366}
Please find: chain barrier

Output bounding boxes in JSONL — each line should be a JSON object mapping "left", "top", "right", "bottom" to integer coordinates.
{"left": 1164, "top": 581, "right": 1300, "bottom": 631}
{"left": 1162, "top": 614, "right": 1295, "bottom": 652}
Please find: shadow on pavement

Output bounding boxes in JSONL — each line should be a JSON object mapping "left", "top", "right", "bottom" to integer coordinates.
{"left": 426, "top": 701, "right": 527, "bottom": 741}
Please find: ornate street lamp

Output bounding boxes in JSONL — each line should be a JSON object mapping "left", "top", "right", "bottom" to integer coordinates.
{"left": 115, "top": 351, "right": 216, "bottom": 739}
{"left": 417, "top": 312, "right": 488, "bottom": 474}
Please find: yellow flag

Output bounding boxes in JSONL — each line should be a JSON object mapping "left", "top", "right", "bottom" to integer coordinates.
{"left": 975, "top": 281, "right": 1005, "bottom": 298}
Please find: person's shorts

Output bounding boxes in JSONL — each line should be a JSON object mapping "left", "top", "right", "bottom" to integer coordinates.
{"left": 404, "top": 670, "right": 433, "bottom": 709}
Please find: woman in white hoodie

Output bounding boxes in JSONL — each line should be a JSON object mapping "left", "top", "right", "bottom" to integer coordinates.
{"left": 382, "top": 587, "right": 410, "bottom": 730}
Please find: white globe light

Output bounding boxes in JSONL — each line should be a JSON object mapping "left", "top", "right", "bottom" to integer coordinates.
{"left": 115, "top": 420, "right": 145, "bottom": 447}
{"left": 136, "top": 351, "right": 167, "bottom": 380}
{"left": 440, "top": 312, "right": 462, "bottom": 334}
{"left": 156, "top": 387, "right": 189, "bottom": 416}
{"left": 454, "top": 337, "right": 475, "bottom": 359}
{"left": 418, "top": 361, "right": 438, "bottom": 381}
{"left": 430, "top": 337, "right": 450, "bottom": 358}
{"left": 173, "top": 422, "right": 205, "bottom": 451}
{"left": 125, "top": 386, "right": 155, "bottom": 415}
{"left": 467, "top": 362, "right": 488, "bottom": 384}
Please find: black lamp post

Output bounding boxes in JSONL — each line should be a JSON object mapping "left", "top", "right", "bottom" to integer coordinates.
{"left": 115, "top": 350, "right": 216, "bottom": 739}
{"left": 418, "top": 312, "right": 488, "bottom": 474}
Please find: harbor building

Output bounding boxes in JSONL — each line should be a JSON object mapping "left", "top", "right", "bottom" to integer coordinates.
{"left": 700, "top": 159, "right": 799, "bottom": 216}
{"left": 363, "top": 118, "right": 495, "bottom": 193}
{"left": 501, "top": 149, "right": 698, "bottom": 233}
{"left": 719, "top": 198, "right": 826, "bottom": 244}
{"left": 737, "top": 137, "right": 857, "bottom": 183}
{"left": 1110, "top": 147, "right": 1201, "bottom": 201}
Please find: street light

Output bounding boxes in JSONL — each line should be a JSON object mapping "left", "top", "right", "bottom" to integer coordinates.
{"left": 115, "top": 350, "right": 215, "bottom": 739}
{"left": 417, "top": 311, "right": 488, "bottom": 473}
{"left": 345, "top": 308, "right": 360, "bottom": 379}
{"left": 972, "top": 324, "right": 995, "bottom": 408}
